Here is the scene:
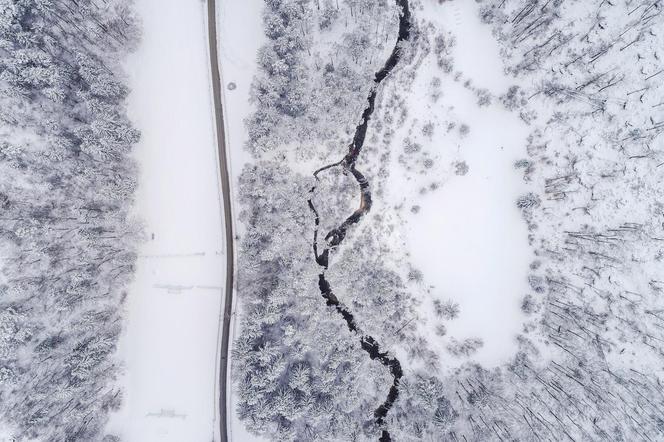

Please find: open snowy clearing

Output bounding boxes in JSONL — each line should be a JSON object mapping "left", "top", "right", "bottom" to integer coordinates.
{"left": 106, "top": 0, "right": 225, "bottom": 440}
{"left": 388, "top": 0, "right": 533, "bottom": 370}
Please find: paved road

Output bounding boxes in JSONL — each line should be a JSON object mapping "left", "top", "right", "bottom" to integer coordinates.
{"left": 206, "top": 0, "right": 235, "bottom": 441}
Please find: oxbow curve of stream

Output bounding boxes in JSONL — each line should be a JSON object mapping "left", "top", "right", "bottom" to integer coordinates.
{"left": 306, "top": 1, "right": 411, "bottom": 440}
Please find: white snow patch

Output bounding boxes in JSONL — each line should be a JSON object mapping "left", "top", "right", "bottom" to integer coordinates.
{"left": 0, "top": 426, "right": 20, "bottom": 442}
{"left": 217, "top": 0, "right": 268, "bottom": 440}
{"left": 106, "top": 0, "right": 225, "bottom": 440}
{"left": 390, "top": 0, "right": 533, "bottom": 370}
{"left": 217, "top": 0, "right": 262, "bottom": 185}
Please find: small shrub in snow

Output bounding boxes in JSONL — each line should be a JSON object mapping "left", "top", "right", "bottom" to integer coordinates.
{"left": 429, "top": 77, "right": 442, "bottom": 102}
{"left": 422, "top": 122, "right": 435, "bottom": 138}
{"left": 528, "top": 275, "right": 546, "bottom": 294}
{"left": 521, "top": 294, "right": 540, "bottom": 314}
{"left": 479, "top": 6, "right": 496, "bottom": 24}
{"left": 408, "top": 269, "right": 424, "bottom": 282}
{"left": 454, "top": 161, "right": 469, "bottom": 176}
{"left": 408, "top": 337, "right": 433, "bottom": 362}
{"left": 516, "top": 193, "right": 541, "bottom": 210}
{"left": 446, "top": 338, "right": 483, "bottom": 357}
{"left": 404, "top": 138, "right": 422, "bottom": 154}
{"left": 435, "top": 324, "right": 447, "bottom": 337}
{"left": 434, "top": 33, "right": 456, "bottom": 73}
{"left": 514, "top": 159, "right": 531, "bottom": 169}
{"left": 514, "top": 159, "right": 534, "bottom": 181}
{"left": 476, "top": 88, "right": 492, "bottom": 107}
{"left": 501, "top": 85, "right": 526, "bottom": 110}
{"left": 433, "top": 299, "right": 460, "bottom": 320}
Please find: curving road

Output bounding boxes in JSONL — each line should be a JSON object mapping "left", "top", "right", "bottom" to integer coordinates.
{"left": 206, "top": 0, "right": 234, "bottom": 441}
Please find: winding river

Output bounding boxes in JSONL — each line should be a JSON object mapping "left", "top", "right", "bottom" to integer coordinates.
{"left": 307, "top": 1, "right": 411, "bottom": 440}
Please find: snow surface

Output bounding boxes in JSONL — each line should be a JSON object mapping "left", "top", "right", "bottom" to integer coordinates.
{"left": 388, "top": 0, "right": 533, "bottom": 370}
{"left": 106, "top": 0, "right": 226, "bottom": 440}
{"left": 0, "top": 426, "right": 23, "bottom": 442}
{"left": 216, "top": 0, "right": 262, "bottom": 185}
{"left": 216, "top": 0, "right": 266, "bottom": 440}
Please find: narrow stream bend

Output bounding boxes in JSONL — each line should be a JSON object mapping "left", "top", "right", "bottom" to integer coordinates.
{"left": 307, "top": 1, "right": 411, "bottom": 440}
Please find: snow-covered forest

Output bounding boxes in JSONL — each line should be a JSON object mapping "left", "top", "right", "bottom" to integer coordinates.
{"left": 0, "top": 1, "right": 139, "bottom": 440}
{"left": 2, "top": 0, "right": 664, "bottom": 440}
{"left": 235, "top": 0, "right": 664, "bottom": 441}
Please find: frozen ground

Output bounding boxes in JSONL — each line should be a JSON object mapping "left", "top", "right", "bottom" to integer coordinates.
{"left": 105, "top": 0, "right": 225, "bottom": 440}
{"left": 216, "top": 0, "right": 262, "bottom": 185}
{"left": 0, "top": 426, "right": 24, "bottom": 442}
{"left": 216, "top": 0, "right": 266, "bottom": 440}
{"left": 387, "top": 0, "right": 532, "bottom": 370}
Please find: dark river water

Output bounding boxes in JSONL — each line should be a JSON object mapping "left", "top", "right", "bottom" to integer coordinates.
{"left": 307, "top": 0, "right": 411, "bottom": 440}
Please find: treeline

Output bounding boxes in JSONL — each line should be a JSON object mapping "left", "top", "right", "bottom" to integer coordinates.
{"left": 237, "top": 0, "right": 664, "bottom": 439}
{"left": 0, "top": 1, "right": 139, "bottom": 440}
{"left": 233, "top": 162, "right": 391, "bottom": 440}
{"left": 247, "top": 0, "right": 400, "bottom": 158}
{"left": 374, "top": 0, "right": 664, "bottom": 440}
{"left": 235, "top": 0, "right": 418, "bottom": 440}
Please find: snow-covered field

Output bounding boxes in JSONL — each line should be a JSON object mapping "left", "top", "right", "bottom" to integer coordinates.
{"left": 104, "top": 0, "right": 267, "bottom": 439}
{"left": 106, "top": 0, "right": 225, "bottom": 440}
{"left": 216, "top": 0, "right": 262, "bottom": 186}
{"left": 216, "top": 0, "right": 265, "bottom": 440}
{"left": 387, "top": 0, "right": 532, "bottom": 369}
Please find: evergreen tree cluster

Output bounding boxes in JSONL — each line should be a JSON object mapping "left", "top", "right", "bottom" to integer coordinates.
{"left": 0, "top": 1, "right": 140, "bottom": 439}
{"left": 234, "top": 162, "right": 391, "bottom": 440}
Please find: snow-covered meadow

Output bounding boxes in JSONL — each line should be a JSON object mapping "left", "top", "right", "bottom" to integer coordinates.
{"left": 385, "top": 0, "right": 533, "bottom": 370}
{"left": 105, "top": 0, "right": 268, "bottom": 440}
{"left": 112, "top": 0, "right": 664, "bottom": 439}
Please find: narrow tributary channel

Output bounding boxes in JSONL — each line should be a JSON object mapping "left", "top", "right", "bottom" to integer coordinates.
{"left": 307, "top": 1, "right": 411, "bottom": 440}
